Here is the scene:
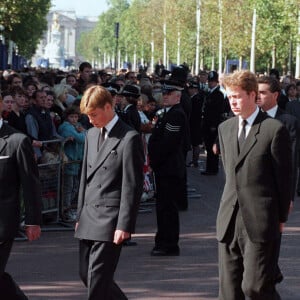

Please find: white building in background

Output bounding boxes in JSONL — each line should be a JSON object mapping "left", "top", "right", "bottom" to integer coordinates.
{"left": 33, "top": 10, "right": 97, "bottom": 68}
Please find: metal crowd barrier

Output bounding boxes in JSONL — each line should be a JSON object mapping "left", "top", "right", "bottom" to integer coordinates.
{"left": 38, "top": 139, "right": 77, "bottom": 231}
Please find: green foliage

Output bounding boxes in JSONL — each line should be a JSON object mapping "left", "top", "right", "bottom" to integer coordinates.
{"left": 60, "top": 0, "right": 300, "bottom": 73}
{"left": 0, "top": 0, "right": 51, "bottom": 58}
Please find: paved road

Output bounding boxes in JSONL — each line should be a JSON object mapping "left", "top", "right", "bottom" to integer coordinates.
{"left": 7, "top": 156, "right": 300, "bottom": 299}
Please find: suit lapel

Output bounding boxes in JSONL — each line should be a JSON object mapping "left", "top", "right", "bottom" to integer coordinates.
{"left": 87, "top": 121, "right": 123, "bottom": 180}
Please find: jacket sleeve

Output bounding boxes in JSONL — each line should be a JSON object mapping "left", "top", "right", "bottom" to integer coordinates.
{"left": 17, "top": 135, "right": 42, "bottom": 225}
{"left": 117, "top": 132, "right": 144, "bottom": 233}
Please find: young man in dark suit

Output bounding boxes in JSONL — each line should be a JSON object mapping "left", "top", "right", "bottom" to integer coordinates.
{"left": 217, "top": 70, "right": 292, "bottom": 299}
{"left": 0, "top": 94, "right": 42, "bottom": 299}
{"left": 74, "top": 86, "right": 144, "bottom": 300}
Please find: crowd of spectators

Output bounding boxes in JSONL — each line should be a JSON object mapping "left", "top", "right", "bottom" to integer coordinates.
{"left": 1, "top": 63, "right": 299, "bottom": 222}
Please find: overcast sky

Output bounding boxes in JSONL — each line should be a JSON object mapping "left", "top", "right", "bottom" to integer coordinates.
{"left": 51, "top": 0, "right": 109, "bottom": 17}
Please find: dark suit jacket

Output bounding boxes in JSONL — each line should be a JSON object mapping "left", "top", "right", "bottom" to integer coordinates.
{"left": 202, "top": 86, "right": 226, "bottom": 134}
{"left": 75, "top": 119, "right": 144, "bottom": 242}
{"left": 217, "top": 111, "right": 292, "bottom": 243}
{"left": 275, "top": 107, "right": 299, "bottom": 200}
{"left": 120, "top": 104, "right": 141, "bottom": 133}
{"left": 0, "top": 123, "right": 41, "bottom": 241}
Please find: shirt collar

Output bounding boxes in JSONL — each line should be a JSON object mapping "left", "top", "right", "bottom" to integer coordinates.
{"left": 0, "top": 118, "right": 3, "bottom": 129}
{"left": 104, "top": 114, "right": 119, "bottom": 134}
{"left": 265, "top": 105, "right": 278, "bottom": 118}
{"left": 240, "top": 106, "right": 259, "bottom": 127}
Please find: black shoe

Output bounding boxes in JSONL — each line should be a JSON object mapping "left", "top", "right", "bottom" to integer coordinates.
{"left": 274, "top": 272, "right": 284, "bottom": 284}
{"left": 150, "top": 246, "right": 180, "bottom": 256}
{"left": 123, "top": 240, "right": 137, "bottom": 246}
{"left": 201, "top": 171, "right": 218, "bottom": 176}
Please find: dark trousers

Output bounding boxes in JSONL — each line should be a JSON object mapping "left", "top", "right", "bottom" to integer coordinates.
{"left": 204, "top": 132, "right": 219, "bottom": 173}
{"left": 79, "top": 239, "right": 127, "bottom": 300}
{"left": 218, "top": 209, "right": 281, "bottom": 300}
{"left": 154, "top": 176, "right": 180, "bottom": 250}
{"left": 0, "top": 240, "right": 28, "bottom": 300}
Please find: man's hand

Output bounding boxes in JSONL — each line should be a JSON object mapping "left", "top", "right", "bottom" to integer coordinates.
{"left": 279, "top": 223, "right": 285, "bottom": 233}
{"left": 75, "top": 222, "right": 79, "bottom": 232}
{"left": 25, "top": 225, "right": 41, "bottom": 241}
{"left": 113, "top": 230, "right": 130, "bottom": 245}
{"left": 289, "top": 201, "right": 294, "bottom": 214}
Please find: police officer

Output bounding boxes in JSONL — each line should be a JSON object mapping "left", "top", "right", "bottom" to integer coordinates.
{"left": 148, "top": 79, "right": 189, "bottom": 256}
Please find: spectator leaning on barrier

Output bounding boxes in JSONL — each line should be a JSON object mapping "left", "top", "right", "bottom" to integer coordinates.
{"left": 25, "top": 90, "right": 60, "bottom": 160}
{"left": 58, "top": 106, "right": 86, "bottom": 222}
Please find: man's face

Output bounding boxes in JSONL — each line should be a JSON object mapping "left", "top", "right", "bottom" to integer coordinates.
{"left": 162, "top": 90, "right": 180, "bottom": 107}
{"left": 86, "top": 103, "right": 113, "bottom": 128}
{"left": 3, "top": 95, "right": 15, "bottom": 112}
{"left": 44, "top": 94, "right": 54, "bottom": 109}
{"left": 35, "top": 91, "right": 47, "bottom": 108}
{"left": 67, "top": 76, "right": 77, "bottom": 86}
{"left": 12, "top": 77, "right": 22, "bottom": 87}
{"left": 14, "top": 93, "right": 26, "bottom": 108}
{"left": 257, "top": 83, "right": 278, "bottom": 111}
{"left": 208, "top": 80, "right": 217, "bottom": 89}
{"left": 199, "top": 73, "right": 207, "bottom": 83}
{"left": 226, "top": 86, "right": 257, "bottom": 119}
{"left": 81, "top": 67, "right": 92, "bottom": 82}
{"left": 26, "top": 84, "right": 37, "bottom": 97}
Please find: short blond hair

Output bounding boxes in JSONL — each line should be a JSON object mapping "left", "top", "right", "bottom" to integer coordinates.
{"left": 223, "top": 70, "right": 258, "bottom": 96}
{"left": 80, "top": 85, "right": 113, "bottom": 114}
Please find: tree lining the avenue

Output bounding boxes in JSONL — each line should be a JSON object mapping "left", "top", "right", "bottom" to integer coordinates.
{"left": 77, "top": 0, "right": 300, "bottom": 75}
{"left": 0, "top": 0, "right": 51, "bottom": 58}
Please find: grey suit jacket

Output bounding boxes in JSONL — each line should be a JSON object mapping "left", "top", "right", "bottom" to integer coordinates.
{"left": 75, "top": 119, "right": 144, "bottom": 242}
{"left": 0, "top": 123, "right": 41, "bottom": 241}
{"left": 217, "top": 111, "right": 292, "bottom": 243}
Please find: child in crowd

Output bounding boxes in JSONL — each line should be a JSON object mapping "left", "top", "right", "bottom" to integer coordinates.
{"left": 58, "top": 106, "right": 86, "bottom": 222}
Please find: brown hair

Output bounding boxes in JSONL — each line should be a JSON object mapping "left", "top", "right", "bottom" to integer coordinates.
{"left": 257, "top": 76, "right": 281, "bottom": 93}
{"left": 80, "top": 85, "right": 113, "bottom": 114}
{"left": 223, "top": 70, "right": 258, "bottom": 96}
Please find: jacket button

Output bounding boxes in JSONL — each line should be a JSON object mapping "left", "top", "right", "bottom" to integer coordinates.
{"left": 88, "top": 164, "right": 92, "bottom": 168}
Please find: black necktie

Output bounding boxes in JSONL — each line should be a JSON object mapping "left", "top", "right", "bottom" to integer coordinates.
{"left": 238, "top": 119, "right": 247, "bottom": 153}
{"left": 97, "top": 127, "right": 106, "bottom": 151}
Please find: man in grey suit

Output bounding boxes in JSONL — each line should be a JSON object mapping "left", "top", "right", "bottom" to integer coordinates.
{"left": 74, "top": 86, "right": 144, "bottom": 300}
{"left": 217, "top": 70, "right": 292, "bottom": 300}
{"left": 0, "top": 95, "right": 42, "bottom": 299}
